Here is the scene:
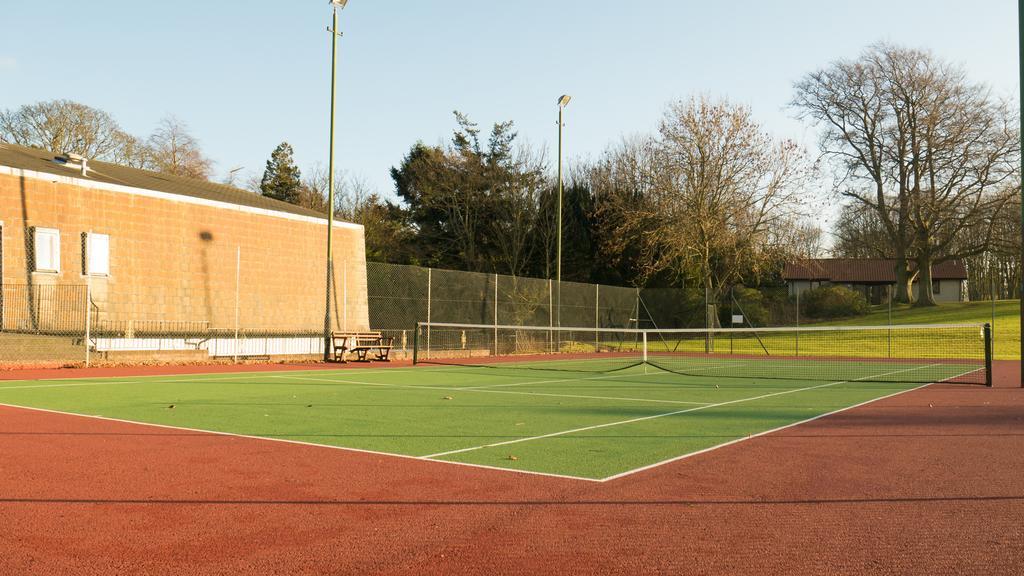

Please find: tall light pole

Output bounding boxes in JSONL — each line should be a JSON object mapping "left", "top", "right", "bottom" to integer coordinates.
{"left": 323, "top": 0, "right": 347, "bottom": 361}
{"left": 556, "top": 94, "right": 571, "bottom": 328}
{"left": 1018, "top": 0, "right": 1023, "bottom": 386}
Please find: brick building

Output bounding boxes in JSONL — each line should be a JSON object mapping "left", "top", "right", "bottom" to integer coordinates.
{"left": 0, "top": 142, "right": 368, "bottom": 363}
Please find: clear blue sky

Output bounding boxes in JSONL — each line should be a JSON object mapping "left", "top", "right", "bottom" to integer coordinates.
{"left": 1, "top": 1, "right": 1018, "bottom": 209}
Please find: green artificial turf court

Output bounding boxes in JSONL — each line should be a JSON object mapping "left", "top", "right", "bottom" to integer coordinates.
{"left": 0, "top": 357, "right": 984, "bottom": 480}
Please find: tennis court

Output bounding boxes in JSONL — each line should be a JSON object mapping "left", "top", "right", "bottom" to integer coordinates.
{"left": 0, "top": 324, "right": 989, "bottom": 480}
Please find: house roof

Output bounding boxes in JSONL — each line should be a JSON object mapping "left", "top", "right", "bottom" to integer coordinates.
{"left": 0, "top": 142, "right": 327, "bottom": 220}
{"left": 783, "top": 258, "right": 968, "bottom": 283}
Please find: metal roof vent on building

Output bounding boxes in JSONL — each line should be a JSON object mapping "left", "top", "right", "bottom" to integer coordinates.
{"left": 54, "top": 152, "right": 90, "bottom": 177}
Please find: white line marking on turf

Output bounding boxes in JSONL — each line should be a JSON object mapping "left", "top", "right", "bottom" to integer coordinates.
{"left": 0, "top": 370, "right": 714, "bottom": 406}
{"left": 0, "top": 364, "right": 456, "bottom": 385}
{"left": 597, "top": 364, "right": 982, "bottom": 482}
{"left": 0, "top": 402, "right": 602, "bottom": 483}
{"left": 0, "top": 376, "right": 278, "bottom": 390}
{"left": 0, "top": 365, "right": 468, "bottom": 390}
{"left": 0, "top": 381, "right": 139, "bottom": 391}
{"left": 421, "top": 364, "right": 942, "bottom": 459}
{"left": 264, "top": 374, "right": 712, "bottom": 406}
{"left": 598, "top": 383, "right": 930, "bottom": 481}
{"left": 0, "top": 362, "right": 973, "bottom": 482}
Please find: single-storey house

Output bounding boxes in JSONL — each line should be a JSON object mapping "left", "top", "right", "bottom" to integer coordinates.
{"left": 0, "top": 142, "right": 368, "bottom": 364}
{"left": 783, "top": 258, "right": 968, "bottom": 304}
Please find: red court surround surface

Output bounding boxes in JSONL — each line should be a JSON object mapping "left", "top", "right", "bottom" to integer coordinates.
{"left": 0, "top": 362, "right": 1021, "bottom": 575}
{"left": 0, "top": 360, "right": 415, "bottom": 381}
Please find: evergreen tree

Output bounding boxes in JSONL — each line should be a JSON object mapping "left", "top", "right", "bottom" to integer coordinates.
{"left": 260, "top": 142, "right": 302, "bottom": 204}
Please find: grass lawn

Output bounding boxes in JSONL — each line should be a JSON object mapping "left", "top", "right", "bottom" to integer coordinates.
{"left": 491, "top": 303, "right": 1004, "bottom": 372}
{"left": 815, "top": 300, "right": 1020, "bottom": 360}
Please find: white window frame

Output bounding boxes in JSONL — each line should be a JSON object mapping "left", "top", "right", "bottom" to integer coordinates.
{"left": 33, "top": 227, "right": 60, "bottom": 273}
{"left": 85, "top": 232, "right": 110, "bottom": 277}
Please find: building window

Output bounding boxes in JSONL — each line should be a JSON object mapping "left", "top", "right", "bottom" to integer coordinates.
{"left": 932, "top": 280, "right": 941, "bottom": 295}
{"left": 84, "top": 232, "right": 110, "bottom": 276}
{"left": 33, "top": 227, "right": 60, "bottom": 273}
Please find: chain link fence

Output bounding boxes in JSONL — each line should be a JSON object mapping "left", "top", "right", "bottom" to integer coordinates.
{"left": 0, "top": 230, "right": 368, "bottom": 368}
{"left": 1, "top": 256, "right": 694, "bottom": 367}
{"left": 11, "top": 255, "right": 1012, "bottom": 368}
{"left": 366, "top": 262, "right": 692, "bottom": 360}
{"left": 0, "top": 284, "right": 89, "bottom": 366}
{"left": 0, "top": 279, "right": 335, "bottom": 368}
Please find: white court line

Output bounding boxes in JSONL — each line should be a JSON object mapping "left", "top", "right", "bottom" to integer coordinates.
{"left": 0, "top": 366, "right": 676, "bottom": 391}
{"left": 0, "top": 364, "right": 467, "bottom": 390}
{"left": 266, "top": 374, "right": 712, "bottom": 407}
{"left": 0, "top": 358, "right": 907, "bottom": 392}
{"left": 0, "top": 364, "right": 451, "bottom": 384}
{"left": 599, "top": 364, "right": 980, "bottom": 482}
{"left": 0, "top": 358, "right": 734, "bottom": 389}
{"left": 658, "top": 362, "right": 979, "bottom": 371}
{"left": 0, "top": 362, "right": 969, "bottom": 483}
{"left": 0, "top": 370, "right": 711, "bottom": 406}
{"left": 597, "top": 382, "right": 933, "bottom": 481}
{"left": 0, "top": 381, "right": 141, "bottom": 391}
{"left": 422, "top": 364, "right": 942, "bottom": 459}
{"left": 0, "top": 377, "right": 270, "bottom": 391}
{"left": 0, "top": 401, "right": 600, "bottom": 483}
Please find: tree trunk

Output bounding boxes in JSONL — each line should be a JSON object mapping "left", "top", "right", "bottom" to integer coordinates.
{"left": 703, "top": 274, "right": 717, "bottom": 329}
{"left": 893, "top": 252, "right": 913, "bottom": 304}
{"left": 913, "top": 255, "right": 937, "bottom": 307}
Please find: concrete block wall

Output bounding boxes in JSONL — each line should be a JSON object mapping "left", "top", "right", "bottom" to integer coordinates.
{"left": 0, "top": 171, "right": 369, "bottom": 334}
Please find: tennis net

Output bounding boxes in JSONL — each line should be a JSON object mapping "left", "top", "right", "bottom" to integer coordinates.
{"left": 413, "top": 322, "right": 992, "bottom": 386}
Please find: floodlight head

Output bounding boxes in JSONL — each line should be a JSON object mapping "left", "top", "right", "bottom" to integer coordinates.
{"left": 330, "top": 0, "right": 348, "bottom": 8}
{"left": 558, "top": 95, "right": 572, "bottom": 107}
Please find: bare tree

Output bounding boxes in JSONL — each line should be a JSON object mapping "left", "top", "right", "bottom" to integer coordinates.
{"left": 988, "top": 192, "right": 1022, "bottom": 296}
{"left": 109, "top": 132, "right": 154, "bottom": 169}
{"left": 786, "top": 220, "right": 827, "bottom": 259}
{"left": 293, "top": 165, "right": 331, "bottom": 212}
{"left": 793, "top": 45, "right": 915, "bottom": 301}
{"left": 794, "top": 43, "right": 1019, "bottom": 305}
{"left": 0, "top": 99, "right": 127, "bottom": 159}
{"left": 596, "top": 97, "right": 808, "bottom": 301}
{"left": 960, "top": 185, "right": 1020, "bottom": 299}
{"left": 300, "top": 164, "right": 374, "bottom": 216}
{"left": 831, "top": 202, "right": 893, "bottom": 258}
{"left": 301, "top": 164, "right": 412, "bottom": 262}
{"left": 147, "top": 115, "right": 213, "bottom": 180}
{"left": 0, "top": 101, "right": 228, "bottom": 184}
{"left": 895, "top": 60, "right": 1018, "bottom": 305}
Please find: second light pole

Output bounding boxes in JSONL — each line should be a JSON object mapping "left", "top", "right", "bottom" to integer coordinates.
{"left": 323, "top": 0, "right": 348, "bottom": 361}
{"left": 556, "top": 94, "right": 571, "bottom": 328}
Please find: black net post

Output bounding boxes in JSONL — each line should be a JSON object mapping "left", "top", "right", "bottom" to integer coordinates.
{"left": 983, "top": 323, "right": 993, "bottom": 387}
{"left": 412, "top": 322, "right": 420, "bottom": 365}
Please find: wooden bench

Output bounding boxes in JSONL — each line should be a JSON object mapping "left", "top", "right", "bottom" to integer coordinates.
{"left": 331, "top": 331, "right": 394, "bottom": 363}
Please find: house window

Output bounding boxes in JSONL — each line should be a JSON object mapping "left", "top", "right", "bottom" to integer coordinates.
{"left": 33, "top": 227, "right": 60, "bottom": 273}
{"left": 932, "top": 280, "right": 941, "bottom": 295}
{"left": 84, "top": 233, "right": 110, "bottom": 276}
